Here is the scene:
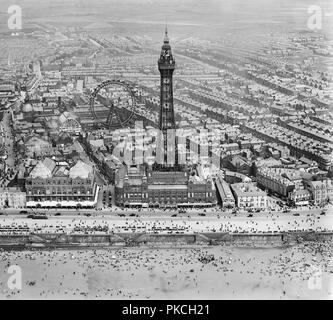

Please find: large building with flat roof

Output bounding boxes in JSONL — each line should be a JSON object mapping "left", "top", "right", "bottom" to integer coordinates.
{"left": 231, "top": 183, "right": 267, "bottom": 209}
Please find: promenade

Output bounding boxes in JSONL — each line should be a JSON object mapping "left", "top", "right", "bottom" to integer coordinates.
{"left": 0, "top": 208, "right": 332, "bottom": 236}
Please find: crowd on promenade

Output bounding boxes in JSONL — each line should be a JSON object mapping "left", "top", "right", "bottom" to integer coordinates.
{"left": 0, "top": 211, "right": 331, "bottom": 236}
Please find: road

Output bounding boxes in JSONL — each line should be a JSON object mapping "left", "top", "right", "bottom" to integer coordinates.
{"left": 0, "top": 207, "right": 332, "bottom": 234}
{"left": 1, "top": 204, "right": 331, "bottom": 217}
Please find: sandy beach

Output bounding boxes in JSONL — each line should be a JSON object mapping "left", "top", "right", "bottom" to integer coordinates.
{"left": 1, "top": 242, "right": 332, "bottom": 300}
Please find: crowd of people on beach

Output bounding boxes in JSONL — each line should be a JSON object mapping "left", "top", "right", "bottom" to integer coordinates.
{"left": 1, "top": 241, "right": 332, "bottom": 299}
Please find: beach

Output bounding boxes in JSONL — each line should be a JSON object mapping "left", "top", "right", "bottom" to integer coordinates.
{"left": 0, "top": 210, "right": 332, "bottom": 299}
{"left": 1, "top": 242, "right": 332, "bottom": 300}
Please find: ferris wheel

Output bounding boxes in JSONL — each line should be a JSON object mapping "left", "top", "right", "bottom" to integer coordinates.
{"left": 89, "top": 79, "right": 136, "bottom": 129}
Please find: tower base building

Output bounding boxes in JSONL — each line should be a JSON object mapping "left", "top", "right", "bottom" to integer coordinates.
{"left": 115, "top": 165, "right": 216, "bottom": 208}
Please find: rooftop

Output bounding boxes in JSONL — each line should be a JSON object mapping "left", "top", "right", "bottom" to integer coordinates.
{"left": 231, "top": 183, "right": 266, "bottom": 197}
{"left": 29, "top": 158, "right": 94, "bottom": 180}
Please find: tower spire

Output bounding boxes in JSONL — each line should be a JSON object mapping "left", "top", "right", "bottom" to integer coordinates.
{"left": 164, "top": 18, "right": 169, "bottom": 43}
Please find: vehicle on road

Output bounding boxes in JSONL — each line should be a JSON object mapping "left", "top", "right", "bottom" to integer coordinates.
{"left": 171, "top": 214, "right": 177, "bottom": 217}
{"left": 84, "top": 213, "right": 91, "bottom": 217}
{"left": 19, "top": 210, "right": 28, "bottom": 215}
{"left": 55, "top": 212, "right": 61, "bottom": 216}
{"left": 293, "top": 213, "right": 300, "bottom": 216}
{"left": 198, "top": 213, "right": 206, "bottom": 217}
{"left": 32, "top": 215, "right": 48, "bottom": 220}
{"left": 118, "top": 213, "right": 125, "bottom": 217}
{"left": 247, "top": 214, "right": 253, "bottom": 217}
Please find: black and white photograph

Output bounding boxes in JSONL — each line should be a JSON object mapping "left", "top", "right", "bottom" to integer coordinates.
{"left": 0, "top": 0, "right": 332, "bottom": 305}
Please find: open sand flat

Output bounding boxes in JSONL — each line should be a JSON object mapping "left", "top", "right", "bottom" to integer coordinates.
{"left": 0, "top": 242, "right": 332, "bottom": 300}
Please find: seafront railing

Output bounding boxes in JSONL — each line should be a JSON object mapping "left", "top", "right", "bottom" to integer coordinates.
{"left": 0, "top": 231, "right": 332, "bottom": 249}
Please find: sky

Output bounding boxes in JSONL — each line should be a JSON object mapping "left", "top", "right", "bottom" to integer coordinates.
{"left": 0, "top": 0, "right": 332, "bottom": 36}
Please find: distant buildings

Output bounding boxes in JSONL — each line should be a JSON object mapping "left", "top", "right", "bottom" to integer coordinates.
{"left": 25, "top": 158, "right": 99, "bottom": 208}
{"left": 224, "top": 155, "right": 252, "bottom": 175}
{"left": 58, "top": 112, "right": 81, "bottom": 135}
{"left": 0, "top": 82, "right": 16, "bottom": 98}
{"left": 244, "top": 121, "right": 332, "bottom": 170}
{"left": 25, "top": 135, "right": 53, "bottom": 158}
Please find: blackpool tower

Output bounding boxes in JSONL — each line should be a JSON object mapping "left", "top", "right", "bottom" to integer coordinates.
{"left": 157, "top": 26, "right": 177, "bottom": 166}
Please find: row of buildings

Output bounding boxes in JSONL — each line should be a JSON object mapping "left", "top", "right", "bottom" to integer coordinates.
{"left": 1, "top": 159, "right": 332, "bottom": 209}
{"left": 255, "top": 166, "right": 332, "bottom": 205}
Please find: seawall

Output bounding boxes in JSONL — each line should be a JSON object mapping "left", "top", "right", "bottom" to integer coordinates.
{"left": 0, "top": 231, "right": 332, "bottom": 249}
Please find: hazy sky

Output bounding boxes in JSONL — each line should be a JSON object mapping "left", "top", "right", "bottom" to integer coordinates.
{"left": 1, "top": 0, "right": 332, "bottom": 20}
{"left": 0, "top": 0, "right": 332, "bottom": 35}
